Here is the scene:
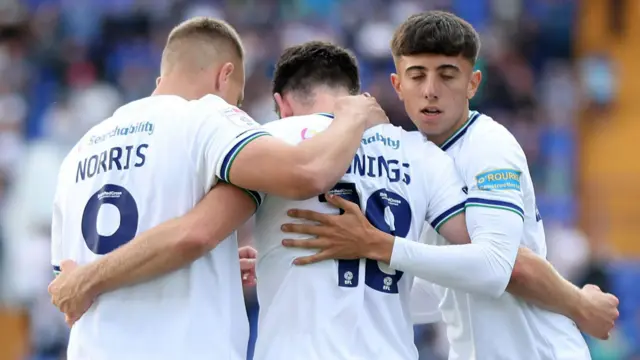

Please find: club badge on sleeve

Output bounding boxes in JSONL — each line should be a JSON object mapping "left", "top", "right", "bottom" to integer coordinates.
{"left": 223, "top": 107, "right": 260, "bottom": 128}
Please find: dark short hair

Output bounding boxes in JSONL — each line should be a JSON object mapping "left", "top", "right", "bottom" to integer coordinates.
{"left": 391, "top": 11, "right": 480, "bottom": 64}
{"left": 272, "top": 41, "right": 360, "bottom": 101}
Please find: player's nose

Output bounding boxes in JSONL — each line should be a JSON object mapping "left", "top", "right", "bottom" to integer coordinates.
{"left": 422, "top": 77, "right": 439, "bottom": 100}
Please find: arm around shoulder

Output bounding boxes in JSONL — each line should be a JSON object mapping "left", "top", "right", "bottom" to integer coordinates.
{"left": 224, "top": 135, "right": 331, "bottom": 200}
{"left": 225, "top": 95, "right": 386, "bottom": 199}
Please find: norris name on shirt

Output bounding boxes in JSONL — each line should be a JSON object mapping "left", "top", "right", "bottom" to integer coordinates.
{"left": 76, "top": 144, "right": 148, "bottom": 183}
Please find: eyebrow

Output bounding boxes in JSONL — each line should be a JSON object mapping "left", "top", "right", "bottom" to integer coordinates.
{"left": 405, "top": 64, "right": 461, "bottom": 73}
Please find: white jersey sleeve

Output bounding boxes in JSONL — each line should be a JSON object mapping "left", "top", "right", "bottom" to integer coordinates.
{"left": 463, "top": 130, "right": 526, "bottom": 220}
{"left": 389, "top": 134, "right": 522, "bottom": 297}
{"left": 458, "top": 128, "right": 527, "bottom": 294}
{"left": 192, "top": 96, "right": 271, "bottom": 207}
{"left": 421, "top": 142, "right": 466, "bottom": 231}
{"left": 51, "top": 153, "right": 73, "bottom": 276}
{"left": 51, "top": 183, "right": 63, "bottom": 276}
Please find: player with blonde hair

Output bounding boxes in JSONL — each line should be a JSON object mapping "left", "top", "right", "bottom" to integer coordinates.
{"left": 49, "top": 17, "right": 386, "bottom": 360}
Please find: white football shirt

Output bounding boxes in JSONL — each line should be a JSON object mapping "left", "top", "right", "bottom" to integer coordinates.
{"left": 51, "top": 94, "right": 268, "bottom": 360}
{"left": 252, "top": 114, "right": 466, "bottom": 360}
{"left": 421, "top": 111, "right": 590, "bottom": 359}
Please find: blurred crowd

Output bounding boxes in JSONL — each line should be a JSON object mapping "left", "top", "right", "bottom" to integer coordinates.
{"left": 0, "top": 0, "right": 630, "bottom": 359}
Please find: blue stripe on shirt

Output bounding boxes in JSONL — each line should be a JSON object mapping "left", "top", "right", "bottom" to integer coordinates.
{"left": 465, "top": 197, "right": 524, "bottom": 220}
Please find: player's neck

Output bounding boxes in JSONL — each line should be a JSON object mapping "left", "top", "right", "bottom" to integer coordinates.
{"left": 430, "top": 109, "right": 471, "bottom": 147}
{"left": 152, "top": 77, "right": 209, "bottom": 101}
{"left": 303, "top": 90, "right": 350, "bottom": 115}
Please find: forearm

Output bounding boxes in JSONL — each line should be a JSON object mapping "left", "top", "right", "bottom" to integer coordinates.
{"left": 506, "top": 248, "right": 585, "bottom": 321}
{"left": 78, "top": 217, "right": 209, "bottom": 297}
{"left": 384, "top": 236, "right": 514, "bottom": 297}
{"left": 225, "top": 119, "right": 366, "bottom": 199}
{"left": 76, "top": 183, "right": 255, "bottom": 298}
{"left": 294, "top": 115, "right": 366, "bottom": 191}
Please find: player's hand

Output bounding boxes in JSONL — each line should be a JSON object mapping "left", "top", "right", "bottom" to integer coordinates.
{"left": 574, "top": 284, "right": 619, "bottom": 340}
{"left": 334, "top": 94, "right": 389, "bottom": 130}
{"left": 47, "top": 260, "right": 95, "bottom": 327}
{"left": 238, "top": 246, "right": 257, "bottom": 286}
{"left": 281, "top": 193, "right": 389, "bottom": 265}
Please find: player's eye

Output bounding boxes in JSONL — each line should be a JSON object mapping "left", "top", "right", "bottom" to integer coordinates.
{"left": 410, "top": 74, "right": 425, "bottom": 81}
{"left": 440, "top": 74, "right": 455, "bottom": 80}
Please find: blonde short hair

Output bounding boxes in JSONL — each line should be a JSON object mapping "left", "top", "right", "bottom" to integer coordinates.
{"left": 161, "top": 17, "right": 244, "bottom": 74}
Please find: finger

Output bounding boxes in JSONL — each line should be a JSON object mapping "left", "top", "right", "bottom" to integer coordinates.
{"left": 65, "top": 313, "right": 78, "bottom": 327}
{"left": 239, "top": 258, "right": 256, "bottom": 271}
{"left": 584, "top": 284, "right": 600, "bottom": 291}
{"left": 293, "top": 252, "right": 333, "bottom": 266}
{"left": 238, "top": 246, "right": 258, "bottom": 259}
{"left": 609, "top": 294, "right": 620, "bottom": 306}
{"left": 243, "top": 276, "right": 257, "bottom": 287}
{"left": 60, "top": 259, "right": 78, "bottom": 272}
{"left": 282, "top": 238, "right": 328, "bottom": 249}
{"left": 281, "top": 223, "right": 328, "bottom": 237}
{"left": 47, "top": 281, "right": 56, "bottom": 295}
{"left": 325, "top": 193, "right": 359, "bottom": 213}
{"left": 286, "top": 208, "right": 331, "bottom": 223}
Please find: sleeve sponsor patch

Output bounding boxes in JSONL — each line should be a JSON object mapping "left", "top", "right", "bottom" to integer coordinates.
{"left": 222, "top": 107, "right": 260, "bottom": 128}
{"left": 475, "top": 169, "right": 521, "bottom": 191}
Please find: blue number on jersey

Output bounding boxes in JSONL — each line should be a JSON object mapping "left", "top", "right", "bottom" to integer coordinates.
{"left": 81, "top": 184, "right": 139, "bottom": 255}
{"left": 319, "top": 183, "right": 413, "bottom": 294}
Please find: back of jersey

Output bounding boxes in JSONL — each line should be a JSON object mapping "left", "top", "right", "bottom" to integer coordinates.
{"left": 52, "top": 95, "right": 250, "bottom": 360}
{"left": 253, "top": 115, "right": 430, "bottom": 360}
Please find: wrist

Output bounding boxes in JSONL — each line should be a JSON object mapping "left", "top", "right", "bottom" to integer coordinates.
{"left": 569, "top": 289, "right": 591, "bottom": 324}
{"left": 364, "top": 227, "right": 395, "bottom": 263}
{"left": 77, "top": 263, "right": 103, "bottom": 300}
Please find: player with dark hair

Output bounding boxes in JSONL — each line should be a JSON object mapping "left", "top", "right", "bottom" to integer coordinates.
{"left": 281, "top": 11, "right": 618, "bottom": 360}
{"left": 46, "top": 17, "right": 387, "bottom": 360}
{"left": 50, "top": 35, "right": 617, "bottom": 359}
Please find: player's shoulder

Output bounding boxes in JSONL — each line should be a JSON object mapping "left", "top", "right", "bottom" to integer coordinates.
{"left": 192, "top": 95, "right": 260, "bottom": 128}
{"left": 262, "top": 113, "right": 333, "bottom": 143}
{"left": 464, "top": 111, "right": 525, "bottom": 159}
{"left": 402, "top": 130, "right": 450, "bottom": 163}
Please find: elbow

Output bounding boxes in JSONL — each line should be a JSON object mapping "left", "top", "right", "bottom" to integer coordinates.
{"left": 482, "top": 272, "right": 512, "bottom": 299}
{"left": 479, "top": 250, "right": 514, "bottom": 298}
{"left": 508, "top": 247, "right": 535, "bottom": 289}
{"left": 285, "top": 165, "right": 331, "bottom": 200}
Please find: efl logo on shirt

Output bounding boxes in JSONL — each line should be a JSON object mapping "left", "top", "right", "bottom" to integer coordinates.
{"left": 223, "top": 107, "right": 260, "bottom": 128}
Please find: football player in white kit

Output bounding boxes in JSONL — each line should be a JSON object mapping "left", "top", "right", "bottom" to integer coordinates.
{"left": 282, "top": 12, "right": 619, "bottom": 360}
{"left": 251, "top": 42, "right": 472, "bottom": 360}
{"left": 47, "top": 18, "right": 388, "bottom": 360}
{"left": 53, "top": 40, "right": 616, "bottom": 360}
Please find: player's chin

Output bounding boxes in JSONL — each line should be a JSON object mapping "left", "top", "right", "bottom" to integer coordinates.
{"left": 416, "top": 121, "right": 444, "bottom": 137}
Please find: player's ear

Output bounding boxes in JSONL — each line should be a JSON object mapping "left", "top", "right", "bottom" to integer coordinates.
{"left": 217, "top": 62, "right": 235, "bottom": 91}
{"left": 155, "top": 77, "right": 161, "bottom": 87}
{"left": 273, "top": 92, "right": 293, "bottom": 118}
{"left": 467, "top": 70, "right": 482, "bottom": 100}
{"left": 390, "top": 73, "right": 403, "bottom": 101}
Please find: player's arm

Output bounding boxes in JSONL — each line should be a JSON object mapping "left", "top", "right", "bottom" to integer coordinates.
{"left": 52, "top": 183, "right": 257, "bottom": 303}
{"left": 220, "top": 95, "right": 387, "bottom": 199}
{"left": 382, "top": 146, "right": 517, "bottom": 297}
{"left": 282, "top": 146, "right": 514, "bottom": 297}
